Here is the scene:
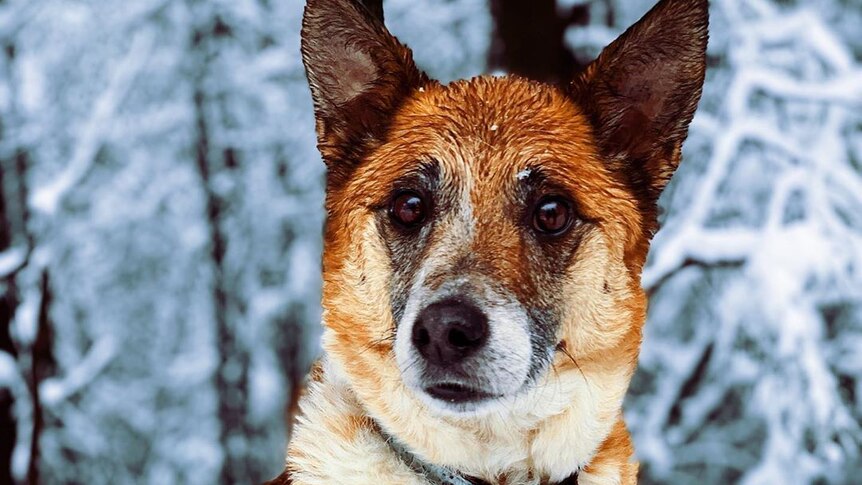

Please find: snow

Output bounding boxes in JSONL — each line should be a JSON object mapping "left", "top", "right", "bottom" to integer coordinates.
{"left": 0, "top": 0, "right": 859, "bottom": 483}
{"left": 620, "top": 1, "right": 862, "bottom": 483}
{"left": 1, "top": 0, "right": 491, "bottom": 482}
{"left": 0, "top": 351, "right": 19, "bottom": 388}
{"left": 0, "top": 246, "right": 26, "bottom": 278}
{"left": 28, "top": 29, "right": 156, "bottom": 216}
{"left": 39, "top": 337, "right": 117, "bottom": 407}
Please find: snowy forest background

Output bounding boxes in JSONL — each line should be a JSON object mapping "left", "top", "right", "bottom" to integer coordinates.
{"left": 0, "top": 0, "right": 860, "bottom": 483}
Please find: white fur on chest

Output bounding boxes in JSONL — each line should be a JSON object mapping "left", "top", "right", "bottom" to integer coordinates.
{"left": 287, "top": 358, "right": 628, "bottom": 485}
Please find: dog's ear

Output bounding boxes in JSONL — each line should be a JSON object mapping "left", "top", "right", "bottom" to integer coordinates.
{"left": 301, "top": 0, "right": 428, "bottom": 182}
{"left": 572, "top": 0, "right": 708, "bottom": 211}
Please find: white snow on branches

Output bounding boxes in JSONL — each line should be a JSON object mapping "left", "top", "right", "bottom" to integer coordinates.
{"left": 0, "top": 0, "right": 858, "bottom": 483}
{"left": 582, "top": 1, "right": 862, "bottom": 483}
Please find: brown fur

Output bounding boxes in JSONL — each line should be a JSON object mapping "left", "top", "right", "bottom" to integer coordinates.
{"left": 278, "top": 0, "right": 708, "bottom": 483}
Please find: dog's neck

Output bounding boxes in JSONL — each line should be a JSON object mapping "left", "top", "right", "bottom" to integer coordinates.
{"left": 380, "top": 420, "right": 580, "bottom": 485}
{"left": 286, "top": 357, "right": 633, "bottom": 485}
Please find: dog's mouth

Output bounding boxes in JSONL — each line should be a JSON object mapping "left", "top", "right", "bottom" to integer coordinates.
{"left": 394, "top": 287, "right": 538, "bottom": 413}
{"left": 424, "top": 382, "right": 502, "bottom": 404}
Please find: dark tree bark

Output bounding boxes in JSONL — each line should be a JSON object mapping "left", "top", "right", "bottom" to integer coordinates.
{"left": 192, "top": 88, "right": 252, "bottom": 485}
{"left": 358, "top": 0, "right": 383, "bottom": 22}
{"left": 276, "top": 311, "right": 307, "bottom": 441}
{"left": 27, "top": 269, "right": 55, "bottom": 485}
{"left": 1, "top": 41, "right": 28, "bottom": 485}
{"left": 1, "top": 149, "right": 52, "bottom": 485}
{"left": 489, "top": 0, "right": 578, "bottom": 84}
{"left": 190, "top": 15, "right": 254, "bottom": 483}
{"left": 0, "top": 120, "right": 37, "bottom": 485}
{"left": 0, "top": 197, "right": 18, "bottom": 485}
{"left": 489, "top": 0, "right": 614, "bottom": 84}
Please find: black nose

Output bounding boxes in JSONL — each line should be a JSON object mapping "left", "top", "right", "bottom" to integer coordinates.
{"left": 412, "top": 298, "right": 489, "bottom": 366}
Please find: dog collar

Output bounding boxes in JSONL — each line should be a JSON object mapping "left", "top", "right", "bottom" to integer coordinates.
{"left": 384, "top": 430, "right": 579, "bottom": 485}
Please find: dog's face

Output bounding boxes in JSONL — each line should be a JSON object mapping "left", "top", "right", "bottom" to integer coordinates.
{"left": 302, "top": 0, "right": 706, "bottom": 423}
{"left": 353, "top": 80, "right": 646, "bottom": 414}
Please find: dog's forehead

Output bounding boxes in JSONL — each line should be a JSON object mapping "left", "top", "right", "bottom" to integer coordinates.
{"left": 349, "top": 76, "right": 622, "bottom": 221}
{"left": 396, "top": 77, "right": 596, "bottom": 167}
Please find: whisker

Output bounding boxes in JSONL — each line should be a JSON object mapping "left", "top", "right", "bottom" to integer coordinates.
{"left": 357, "top": 334, "right": 397, "bottom": 357}
{"left": 557, "top": 341, "right": 591, "bottom": 396}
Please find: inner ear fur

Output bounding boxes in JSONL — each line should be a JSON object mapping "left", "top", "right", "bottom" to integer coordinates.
{"left": 571, "top": 0, "right": 709, "bottom": 221}
{"left": 301, "top": 0, "right": 429, "bottom": 184}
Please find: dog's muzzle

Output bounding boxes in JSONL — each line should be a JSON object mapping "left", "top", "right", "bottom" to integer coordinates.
{"left": 395, "top": 275, "right": 534, "bottom": 412}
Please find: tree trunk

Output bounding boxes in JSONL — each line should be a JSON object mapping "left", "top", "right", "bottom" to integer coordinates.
{"left": 489, "top": 0, "right": 614, "bottom": 83}
{"left": 189, "top": 14, "right": 254, "bottom": 482}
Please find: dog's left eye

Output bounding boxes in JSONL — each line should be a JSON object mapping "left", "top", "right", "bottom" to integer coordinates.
{"left": 390, "top": 191, "right": 427, "bottom": 228}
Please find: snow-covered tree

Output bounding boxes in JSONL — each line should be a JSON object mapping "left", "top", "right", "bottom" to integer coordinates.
{"left": 0, "top": 0, "right": 858, "bottom": 483}
{"left": 564, "top": 1, "right": 862, "bottom": 483}
{"left": 0, "top": 0, "right": 488, "bottom": 483}
{"left": 622, "top": 1, "right": 862, "bottom": 482}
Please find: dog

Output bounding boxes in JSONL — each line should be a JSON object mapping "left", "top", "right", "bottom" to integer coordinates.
{"left": 271, "top": 0, "right": 708, "bottom": 483}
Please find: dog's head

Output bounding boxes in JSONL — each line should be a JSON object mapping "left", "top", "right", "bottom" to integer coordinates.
{"left": 302, "top": 0, "right": 706, "bottom": 432}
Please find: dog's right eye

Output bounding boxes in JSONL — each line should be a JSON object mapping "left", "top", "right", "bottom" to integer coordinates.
{"left": 532, "top": 196, "right": 573, "bottom": 235}
{"left": 390, "top": 191, "right": 426, "bottom": 228}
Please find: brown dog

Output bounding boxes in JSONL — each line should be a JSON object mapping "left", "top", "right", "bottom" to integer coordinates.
{"left": 274, "top": 0, "right": 708, "bottom": 483}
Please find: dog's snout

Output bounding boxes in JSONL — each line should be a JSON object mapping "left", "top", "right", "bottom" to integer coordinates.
{"left": 412, "top": 298, "right": 489, "bottom": 366}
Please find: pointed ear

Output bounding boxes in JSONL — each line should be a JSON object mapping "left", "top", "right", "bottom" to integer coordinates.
{"left": 572, "top": 0, "right": 708, "bottom": 209}
{"left": 301, "top": 0, "right": 428, "bottom": 182}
